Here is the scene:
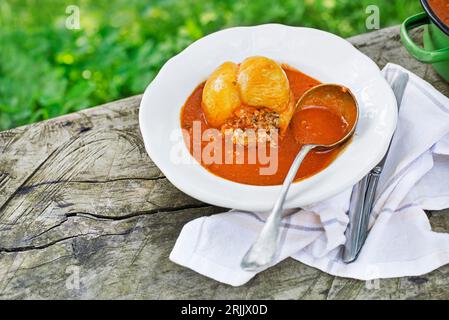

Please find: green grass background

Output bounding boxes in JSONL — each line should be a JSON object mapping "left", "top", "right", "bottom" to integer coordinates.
{"left": 0, "top": 0, "right": 423, "bottom": 130}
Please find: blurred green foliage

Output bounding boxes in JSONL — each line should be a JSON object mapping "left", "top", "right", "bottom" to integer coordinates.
{"left": 0, "top": 0, "right": 422, "bottom": 130}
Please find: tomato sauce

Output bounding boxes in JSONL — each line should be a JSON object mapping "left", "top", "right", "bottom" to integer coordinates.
{"left": 292, "top": 106, "right": 349, "bottom": 145}
{"left": 429, "top": 0, "right": 449, "bottom": 26}
{"left": 180, "top": 66, "right": 350, "bottom": 186}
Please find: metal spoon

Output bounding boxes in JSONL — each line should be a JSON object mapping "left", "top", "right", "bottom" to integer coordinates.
{"left": 241, "top": 84, "right": 359, "bottom": 271}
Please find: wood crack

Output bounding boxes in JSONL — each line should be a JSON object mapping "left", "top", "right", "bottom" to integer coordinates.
{"left": 0, "top": 203, "right": 215, "bottom": 253}
{"left": 16, "top": 176, "right": 166, "bottom": 195}
{"left": 0, "top": 146, "right": 61, "bottom": 216}
{"left": 0, "top": 231, "right": 134, "bottom": 254}
{"left": 65, "top": 203, "right": 214, "bottom": 221}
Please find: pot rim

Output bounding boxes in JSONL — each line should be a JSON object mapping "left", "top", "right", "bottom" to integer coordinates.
{"left": 420, "top": 0, "right": 449, "bottom": 36}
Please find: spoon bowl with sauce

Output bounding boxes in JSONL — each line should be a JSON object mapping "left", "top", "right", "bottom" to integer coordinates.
{"left": 241, "top": 84, "right": 359, "bottom": 271}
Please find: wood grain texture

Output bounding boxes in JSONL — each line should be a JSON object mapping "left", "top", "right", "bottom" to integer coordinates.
{"left": 1, "top": 26, "right": 449, "bottom": 299}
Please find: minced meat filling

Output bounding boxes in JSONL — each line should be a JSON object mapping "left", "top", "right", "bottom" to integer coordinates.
{"left": 221, "top": 107, "right": 280, "bottom": 146}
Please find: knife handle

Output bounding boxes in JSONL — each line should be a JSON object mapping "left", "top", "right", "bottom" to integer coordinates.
{"left": 342, "top": 69, "right": 409, "bottom": 264}
{"left": 343, "top": 166, "right": 381, "bottom": 263}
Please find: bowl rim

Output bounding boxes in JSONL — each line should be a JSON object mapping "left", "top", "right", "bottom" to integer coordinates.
{"left": 420, "top": 0, "right": 449, "bottom": 36}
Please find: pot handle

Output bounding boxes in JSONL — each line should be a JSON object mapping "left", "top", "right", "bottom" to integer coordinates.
{"left": 401, "top": 12, "right": 449, "bottom": 63}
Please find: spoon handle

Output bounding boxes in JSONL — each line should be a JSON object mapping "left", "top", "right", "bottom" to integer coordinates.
{"left": 241, "top": 144, "right": 316, "bottom": 271}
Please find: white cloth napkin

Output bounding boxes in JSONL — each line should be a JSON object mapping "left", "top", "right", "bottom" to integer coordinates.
{"left": 170, "top": 63, "right": 449, "bottom": 286}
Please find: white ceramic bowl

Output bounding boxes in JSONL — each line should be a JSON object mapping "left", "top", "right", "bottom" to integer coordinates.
{"left": 139, "top": 24, "right": 397, "bottom": 211}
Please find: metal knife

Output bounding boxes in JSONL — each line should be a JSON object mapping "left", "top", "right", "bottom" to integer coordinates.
{"left": 342, "top": 69, "right": 409, "bottom": 263}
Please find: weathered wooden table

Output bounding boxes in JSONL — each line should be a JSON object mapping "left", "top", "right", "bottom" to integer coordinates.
{"left": 1, "top": 26, "right": 449, "bottom": 299}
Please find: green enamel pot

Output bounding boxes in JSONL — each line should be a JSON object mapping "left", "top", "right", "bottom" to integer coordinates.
{"left": 401, "top": 0, "right": 449, "bottom": 81}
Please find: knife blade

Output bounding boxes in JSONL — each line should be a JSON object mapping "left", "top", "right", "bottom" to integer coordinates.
{"left": 342, "top": 69, "right": 409, "bottom": 263}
